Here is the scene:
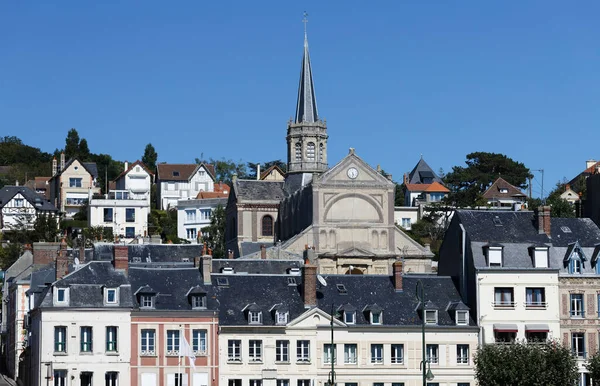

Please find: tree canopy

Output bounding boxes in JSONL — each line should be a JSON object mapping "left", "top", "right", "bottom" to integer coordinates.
{"left": 195, "top": 156, "right": 248, "bottom": 183}
{"left": 444, "top": 152, "right": 532, "bottom": 207}
{"left": 142, "top": 143, "right": 158, "bottom": 171}
{"left": 201, "top": 205, "right": 226, "bottom": 258}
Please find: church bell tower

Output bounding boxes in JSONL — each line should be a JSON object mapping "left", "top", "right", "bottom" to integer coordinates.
{"left": 287, "top": 14, "right": 328, "bottom": 174}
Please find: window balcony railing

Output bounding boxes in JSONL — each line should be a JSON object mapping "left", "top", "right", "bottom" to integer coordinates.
{"left": 570, "top": 310, "right": 585, "bottom": 318}
{"left": 492, "top": 301, "right": 516, "bottom": 309}
{"left": 572, "top": 350, "right": 587, "bottom": 359}
{"left": 525, "top": 301, "right": 547, "bottom": 309}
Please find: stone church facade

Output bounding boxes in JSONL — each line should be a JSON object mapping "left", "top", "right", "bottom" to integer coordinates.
{"left": 225, "top": 26, "right": 433, "bottom": 273}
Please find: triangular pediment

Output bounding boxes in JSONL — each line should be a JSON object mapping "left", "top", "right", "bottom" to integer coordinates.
{"left": 336, "top": 246, "right": 377, "bottom": 257}
{"left": 316, "top": 149, "right": 394, "bottom": 187}
{"left": 288, "top": 307, "right": 346, "bottom": 328}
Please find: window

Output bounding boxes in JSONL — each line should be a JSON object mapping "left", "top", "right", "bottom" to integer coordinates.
{"left": 570, "top": 254, "right": 583, "bottom": 274}
{"left": 167, "top": 330, "right": 180, "bottom": 355}
{"left": 167, "top": 374, "right": 183, "bottom": 386}
{"left": 297, "top": 340, "right": 310, "bottom": 362}
{"left": 140, "top": 295, "right": 154, "bottom": 309}
{"left": 457, "top": 344, "right": 469, "bottom": 364}
{"left": 192, "top": 329, "right": 207, "bottom": 354}
{"left": 140, "top": 329, "right": 155, "bottom": 355}
{"left": 250, "top": 381, "right": 262, "bottom": 386}
{"left": 186, "top": 228, "right": 197, "bottom": 239}
{"left": 401, "top": 218, "right": 411, "bottom": 228}
{"left": 192, "top": 295, "right": 206, "bottom": 309}
{"left": 105, "top": 372, "right": 118, "bottom": 386}
{"left": 249, "top": 311, "right": 262, "bottom": 324}
{"left": 81, "top": 372, "right": 93, "bottom": 386}
{"left": 371, "top": 311, "right": 382, "bottom": 325}
{"left": 487, "top": 247, "right": 503, "bottom": 266}
{"left": 373, "top": 383, "right": 384, "bottom": 386}
{"left": 249, "top": 340, "right": 263, "bottom": 362}
{"left": 276, "top": 310, "right": 288, "bottom": 325}
{"left": 229, "top": 380, "right": 242, "bottom": 386}
{"left": 344, "top": 344, "right": 357, "bottom": 364}
{"left": 494, "top": 287, "right": 514, "bottom": 307}
{"left": 457, "top": 384, "right": 470, "bottom": 386}
{"left": 426, "top": 344, "right": 439, "bottom": 364}
{"left": 200, "top": 209, "right": 212, "bottom": 220}
{"left": 526, "top": 330, "right": 548, "bottom": 342}
{"left": 526, "top": 288, "right": 546, "bottom": 308}
{"left": 54, "top": 370, "right": 67, "bottom": 386}
{"left": 429, "top": 192, "right": 444, "bottom": 202}
{"left": 572, "top": 332, "right": 586, "bottom": 358}
{"left": 167, "top": 182, "right": 175, "bottom": 191}
{"left": 55, "top": 287, "right": 68, "bottom": 305}
{"left": 186, "top": 210, "right": 196, "bottom": 222}
{"left": 105, "top": 288, "right": 118, "bottom": 304}
{"left": 456, "top": 310, "right": 469, "bottom": 325}
{"left": 425, "top": 310, "right": 438, "bottom": 324}
{"left": 228, "top": 339, "right": 241, "bottom": 361}
{"left": 533, "top": 247, "right": 549, "bottom": 268}
{"left": 14, "top": 198, "right": 24, "bottom": 207}
{"left": 54, "top": 326, "right": 67, "bottom": 353}
{"left": 277, "top": 380, "right": 289, "bottom": 386}
{"left": 262, "top": 215, "right": 273, "bottom": 237}
{"left": 80, "top": 326, "right": 93, "bottom": 352}
{"left": 392, "top": 384, "right": 405, "bottom": 386}
{"left": 103, "top": 208, "right": 113, "bottom": 223}
{"left": 571, "top": 294, "right": 585, "bottom": 317}
{"left": 306, "top": 142, "right": 315, "bottom": 161}
{"left": 123, "top": 208, "right": 135, "bottom": 223}
{"left": 344, "top": 311, "right": 356, "bottom": 324}
{"left": 391, "top": 344, "right": 404, "bottom": 364}
{"left": 324, "top": 344, "right": 336, "bottom": 364}
{"left": 370, "top": 344, "right": 383, "bottom": 364}
{"left": 106, "top": 326, "right": 118, "bottom": 352}
{"left": 276, "top": 340, "right": 289, "bottom": 362}
{"left": 69, "top": 178, "right": 82, "bottom": 188}
{"left": 495, "top": 330, "right": 517, "bottom": 343}
{"left": 125, "top": 227, "right": 135, "bottom": 238}
{"left": 298, "top": 381, "right": 310, "bottom": 386}
{"left": 319, "top": 143, "right": 324, "bottom": 163}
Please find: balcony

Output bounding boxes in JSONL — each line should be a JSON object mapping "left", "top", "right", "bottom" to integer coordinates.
{"left": 525, "top": 301, "right": 547, "bottom": 309}
{"left": 65, "top": 198, "right": 88, "bottom": 206}
{"left": 492, "top": 301, "right": 516, "bottom": 309}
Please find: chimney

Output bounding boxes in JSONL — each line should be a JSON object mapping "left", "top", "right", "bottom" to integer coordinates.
{"left": 60, "top": 152, "right": 65, "bottom": 172}
{"left": 303, "top": 261, "right": 317, "bottom": 308}
{"left": 33, "top": 242, "right": 60, "bottom": 267}
{"left": 393, "top": 261, "right": 403, "bottom": 291}
{"left": 202, "top": 255, "right": 212, "bottom": 285}
{"left": 79, "top": 241, "right": 86, "bottom": 263}
{"left": 194, "top": 256, "right": 201, "bottom": 268}
{"left": 52, "top": 157, "right": 58, "bottom": 176}
{"left": 260, "top": 245, "right": 266, "bottom": 259}
{"left": 124, "top": 161, "right": 129, "bottom": 171}
{"left": 228, "top": 249, "right": 234, "bottom": 260}
{"left": 565, "top": 184, "right": 571, "bottom": 192}
{"left": 55, "top": 238, "right": 69, "bottom": 281}
{"left": 537, "top": 206, "right": 551, "bottom": 236}
{"left": 256, "top": 164, "right": 261, "bottom": 181}
{"left": 232, "top": 173, "right": 238, "bottom": 183}
{"left": 587, "top": 160, "right": 597, "bottom": 169}
{"left": 403, "top": 173, "right": 409, "bottom": 185}
{"left": 377, "top": 164, "right": 382, "bottom": 173}
{"left": 113, "top": 245, "right": 129, "bottom": 275}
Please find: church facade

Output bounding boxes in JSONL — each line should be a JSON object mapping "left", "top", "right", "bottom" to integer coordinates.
{"left": 225, "top": 25, "right": 433, "bottom": 274}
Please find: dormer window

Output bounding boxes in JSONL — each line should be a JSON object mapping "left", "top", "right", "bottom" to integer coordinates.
{"left": 104, "top": 288, "right": 119, "bottom": 305}
{"left": 570, "top": 258, "right": 582, "bottom": 274}
{"left": 192, "top": 295, "right": 206, "bottom": 309}
{"left": 140, "top": 294, "right": 154, "bottom": 309}
{"left": 499, "top": 188, "right": 509, "bottom": 194}
{"left": 456, "top": 310, "right": 469, "bottom": 326}
{"left": 275, "top": 310, "right": 289, "bottom": 325}
{"left": 370, "top": 311, "right": 382, "bottom": 325}
{"left": 344, "top": 311, "right": 356, "bottom": 324}
{"left": 249, "top": 311, "right": 262, "bottom": 324}
{"left": 486, "top": 246, "right": 503, "bottom": 267}
{"left": 54, "top": 287, "right": 69, "bottom": 306}
{"left": 424, "top": 310, "right": 438, "bottom": 325}
{"left": 565, "top": 242, "right": 587, "bottom": 274}
{"left": 532, "top": 247, "right": 549, "bottom": 268}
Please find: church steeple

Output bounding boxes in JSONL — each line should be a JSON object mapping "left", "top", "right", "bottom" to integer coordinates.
{"left": 287, "top": 12, "right": 328, "bottom": 175}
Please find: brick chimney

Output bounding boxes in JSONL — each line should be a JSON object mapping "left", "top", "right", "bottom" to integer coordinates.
{"left": 33, "top": 242, "right": 60, "bottom": 267}
{"left": 303, "top": 261, "right": 317, "bottom": 308}
{"left": 52, "top": 157, "right": 58, "bottom": 176}
{"left": 194, "top": 256, "right": 201, "bottom": 268}
{"left": 202, "top": 255, "right": 212, "bottom": 285}
{"left": 228, "top": 249, "right": 234, "bottom": 259}
{"left": 113, "top": 245, "right": 128, "bottom": 275}
{"left": 260, "top": 245, "right": 266, "bottom": 260}
{"left": 403, "top": 173, "right": 409, "bottom": 184}
{"left": 537, "top": 206, "right": 551, "bottom": 236}
{"left": 393, "top": 261, "right": 403, "bottom": 291}
{"left": 55, "top": 239, "right": 69, "bottom": 281}
{"left": 79, "top": 241, "right": 86, "bottom": 263}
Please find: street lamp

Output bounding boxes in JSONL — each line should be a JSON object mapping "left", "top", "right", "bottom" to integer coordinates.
{"left": 326, "top": 303, "right": 336, "bottom": 386}
{"left": 416, "top": 280, "right": 434, "bottom": 386}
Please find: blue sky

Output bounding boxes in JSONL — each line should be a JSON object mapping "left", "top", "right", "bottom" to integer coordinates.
{"left": 2, "top": 1, "right": 599, "bottom": 197}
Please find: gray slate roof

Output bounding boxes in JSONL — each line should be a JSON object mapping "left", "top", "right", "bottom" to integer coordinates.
{"left": 234, "top": 180, "right": 284, "bottom": 202}
{"left": 93, "top": 243, "right": 205, "bottom": 263}
{"left": 0, "top": 186, "right": 58, "bottom": 211}
{"left": 407, "top": 158, "right": 443, "bottom": 185}
{"left": 212, "top": 259, "right": 303, "bottom": 275}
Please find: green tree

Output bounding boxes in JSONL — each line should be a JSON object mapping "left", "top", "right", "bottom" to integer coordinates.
{"left": 142, "top": 143, "right": 158, "bottom": 171}
{"left": 33, "top": 213, "right": 59, "bottom": 242}
{"left": 474, "top": 340, "right": 578, "bottom": 386}
{"left": 444, "top": 152, "right": 532, "bottom": 208}
{"left": 201, "top": 205, "right": 226, "bottom": 258}
{"left": 78, "top": 138, "right": 91, "bottom": 161}
{"left": 0, "top": 242, "right": 23, "bottom": 270}
{"left": 64, "top": 128, "right": 81, "bottom": 160}
{"left": 195, "top": 157, "right": 248, "bottom": 183}
{"left": 585, "top": 351, "right": 600, "bottom": 382}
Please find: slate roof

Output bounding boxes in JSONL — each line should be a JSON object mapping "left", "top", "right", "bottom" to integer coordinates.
{"left": 212, "top": 259, "right": 303, "bottom": 274}
{"left": 282, "top": 173, "right": 311, "bottom": 196}
{"left": 82, "top": 162, "right": 99, "bottom": 179}
{"left": 156, "top": 163, "right": 215, "bottom": 182}
{"left": 407, "top": 158, "right": 443, "bottom": 185}
{"left": 316, "top": 274, "right": 474, "bottom": 327}
{"left": 92, "top": 243, "right": 205, "bottom": 263}
{"left": 295, "top": 30, "right": 319, "bottom": 124}
{"left": 0, "top": 185, "right": 58, "bottom": 211}
{"left": 482, "top": 177, "right": 526, "bottom": 200}
{"left": 37, "top": 261, "right": 133, "bottom": 309}
{"left": 234, "top": 180, "right": 285, "bottom": 202}
{"left": 455, "top": 210, "right": 549, "bottom": 244}
{"left": 129, "top": 267, "right": 218, "bottom": 311}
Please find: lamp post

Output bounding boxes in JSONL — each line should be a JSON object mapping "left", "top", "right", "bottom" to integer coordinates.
{"left": 416, "top": 280, "right": 434, "bottom": 386}
{"left": 326, "top": 303, "right": 336, "bottom": 386}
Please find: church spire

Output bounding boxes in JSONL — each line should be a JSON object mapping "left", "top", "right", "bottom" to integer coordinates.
{"left": 295, "top": 12, "right": 319, "bottom": 123}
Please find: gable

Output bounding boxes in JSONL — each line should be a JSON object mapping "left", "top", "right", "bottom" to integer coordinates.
{"left": 288, "top": 307, "right": 345, "bottom": 328}
{"left": 316, "top": 150, "right": 394, "bottom": 188}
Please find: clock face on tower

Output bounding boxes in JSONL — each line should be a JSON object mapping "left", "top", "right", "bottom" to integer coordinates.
{"left": 347, "top": 167, "right": 359, "bottom": 179}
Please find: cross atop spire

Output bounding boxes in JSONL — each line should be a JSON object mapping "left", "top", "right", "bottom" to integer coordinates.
{"left": 295, "top": 11, "right": 319, "bottom": 124}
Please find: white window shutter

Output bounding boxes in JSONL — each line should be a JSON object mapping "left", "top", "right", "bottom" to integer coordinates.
{"left": 141, "top": 373, "right": 157, "bottom": 386}
{"left": 167, "top": 374, "right": 175, "bottom": 386}
{"left": 193, "top": 373, "right": 208, "bottom": 386}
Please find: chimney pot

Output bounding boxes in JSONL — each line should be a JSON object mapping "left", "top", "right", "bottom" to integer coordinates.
{"left": 260, "top": 245, "right": 266, "bottom": 260}
{"left": 393, "top": 261, "right": 403, "bottom": 291}
{"left": 303, "top": 262, "right": 317, "bottom": 308}
{"left": 228, "top": 249, "right": 234, "bottom": 260}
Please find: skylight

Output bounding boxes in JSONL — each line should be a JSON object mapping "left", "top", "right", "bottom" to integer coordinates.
{"left": 287, "top": 277, "right": 297, "bottom": 286}
{"left": 173, "top": 171, "right": 180, "bottom": 177}
{"left": 493, "top": 216, "right": 503, "bottom": 227}
{"left": 336, "top": 284, "right": 347, "bottom": 294}
{"left": 217, "top": 277, "right": 229, "bottom": 286}
{"left": 561, "top": 226, "right": 572, "bottom": 233}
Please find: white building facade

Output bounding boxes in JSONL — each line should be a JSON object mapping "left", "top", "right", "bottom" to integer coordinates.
{"left": 88, "top": 193, "right": 150, "bottom": 240}
{"left": 0, "top": 186, "right": 58, "bottom": 231}
{"left": 156, "top": 164, "right": 216, "bottom": 210}
{"left": 177, "top": 197, "right": 227, "bottom": 242}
